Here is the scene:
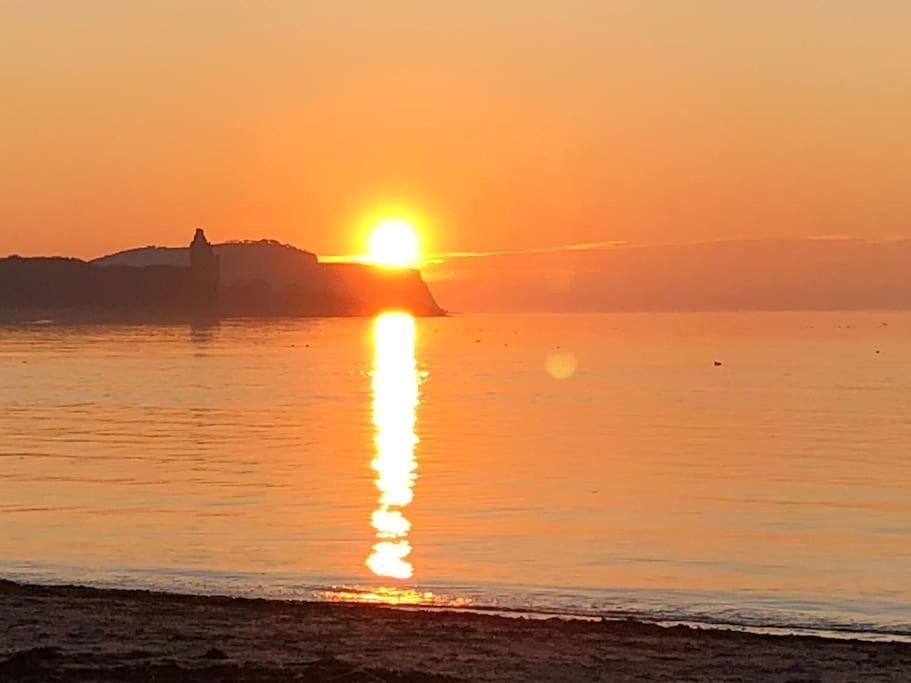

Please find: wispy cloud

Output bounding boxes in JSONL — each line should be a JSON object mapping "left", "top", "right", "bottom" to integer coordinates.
{"left": 324, "top": 234, "right": 911, "bottom": 266}
{"left": 321, "top": 240, "right": 627, "bottom": 265}
{"left": 423, "top": 240, "right": 627, "bottom": 264}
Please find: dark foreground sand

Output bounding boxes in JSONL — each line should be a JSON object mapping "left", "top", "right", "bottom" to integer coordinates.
{"left": 1, "top": 580, "right": 909, "bottom": 682}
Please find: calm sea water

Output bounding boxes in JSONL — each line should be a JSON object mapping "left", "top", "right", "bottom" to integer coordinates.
{"left": 1, "top": 313, "right": 910, "bottom": 639}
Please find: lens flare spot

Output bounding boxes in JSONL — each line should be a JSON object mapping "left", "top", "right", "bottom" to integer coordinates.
{"left": 546, "top": 353, "right": 578, "bottom": 380}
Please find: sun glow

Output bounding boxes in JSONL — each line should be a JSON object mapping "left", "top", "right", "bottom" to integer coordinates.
{"left": 367, "top": 219, "right": 420, "bottom": 268}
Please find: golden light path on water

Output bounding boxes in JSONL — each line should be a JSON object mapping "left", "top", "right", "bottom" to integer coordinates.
{"left": 319, "top": 312, "right": 471, "bottom": 608}
{"left": 367, "top": 312, "right": 420, "bottom": 580}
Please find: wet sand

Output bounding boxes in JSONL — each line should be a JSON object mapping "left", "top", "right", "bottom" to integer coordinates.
{"left": 1, "top": 580, "right": 909, "bottom": 681}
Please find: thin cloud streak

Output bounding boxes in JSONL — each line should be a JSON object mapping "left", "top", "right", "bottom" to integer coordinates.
{"left": 321, "top": 240, "right": 627, "bottom": 265}
{"left": 428, "top": 240, "right": 628, "bottom": 261}
{"left": 323, "top": 235, "right": 911, "bottom": 266}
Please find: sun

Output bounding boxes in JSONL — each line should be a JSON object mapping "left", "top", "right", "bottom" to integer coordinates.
{"left": 367, "top": 219, "right": 420, "bottom": 268}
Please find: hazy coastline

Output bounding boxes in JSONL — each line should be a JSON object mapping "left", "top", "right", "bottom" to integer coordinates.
{"left": 0, "top": 233, "right": 445, "bottom": 321}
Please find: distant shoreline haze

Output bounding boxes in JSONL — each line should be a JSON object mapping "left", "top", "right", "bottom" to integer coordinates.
{"left": 424, "top": 237, "right": 911, "bottom": 312}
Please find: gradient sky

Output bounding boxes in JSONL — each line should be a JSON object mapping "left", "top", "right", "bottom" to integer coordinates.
{"left": 2, "top": 1, "right": 910, "bottom": 263}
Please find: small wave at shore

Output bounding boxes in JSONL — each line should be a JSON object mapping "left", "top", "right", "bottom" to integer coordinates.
{"left": 3, "top": 561, "right": 910, "bottom": 644}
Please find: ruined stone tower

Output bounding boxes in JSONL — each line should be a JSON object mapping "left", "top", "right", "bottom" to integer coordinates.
{"left": 189, "top": 228, "right": 220, "bottom": 307}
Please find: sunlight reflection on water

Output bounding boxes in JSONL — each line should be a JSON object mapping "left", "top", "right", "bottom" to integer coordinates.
{"left": 316, "top": 585, "right": 471, "bottom": 608}
{"left": 367, "top": 312, "right": 420, "bottom": 580}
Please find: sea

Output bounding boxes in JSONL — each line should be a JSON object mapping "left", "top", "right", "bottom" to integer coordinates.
{"left": 1, "top": 312, "right": 910, "bottom": 641}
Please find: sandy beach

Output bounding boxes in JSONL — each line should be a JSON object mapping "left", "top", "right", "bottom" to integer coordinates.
{"left": 1, "top": 580, "right": 909, "bottom": 682}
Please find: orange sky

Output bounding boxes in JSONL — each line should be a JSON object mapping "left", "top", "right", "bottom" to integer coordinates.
{"left": 1, "top": 1, "right": 910, "bottom": 262}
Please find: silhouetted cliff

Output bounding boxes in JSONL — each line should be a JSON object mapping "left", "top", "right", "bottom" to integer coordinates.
{"left": 217, "top": 262, "right": 443, "bottom": 317}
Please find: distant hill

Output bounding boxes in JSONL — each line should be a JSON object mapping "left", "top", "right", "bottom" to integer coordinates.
{"left": 92, "top": 239, "right": 320, "bottom": 291}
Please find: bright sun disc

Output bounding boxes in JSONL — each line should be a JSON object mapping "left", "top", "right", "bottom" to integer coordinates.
{"left": 367, "top": 219, "right": 420, "bottom": 268}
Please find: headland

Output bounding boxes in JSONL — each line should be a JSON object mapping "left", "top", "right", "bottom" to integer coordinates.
{"left": 0, "top": 229, "right": 444, "bottom": 322}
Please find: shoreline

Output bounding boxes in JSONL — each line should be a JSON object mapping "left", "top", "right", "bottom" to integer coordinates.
{"left": 402, "top": 605, "right": 911, "bottom": 644}
{"left": 2, "top": 580, "right": 909, "bottom": 681}
{"left": 7, "top": 569, "right": 908, "bottom": 645}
